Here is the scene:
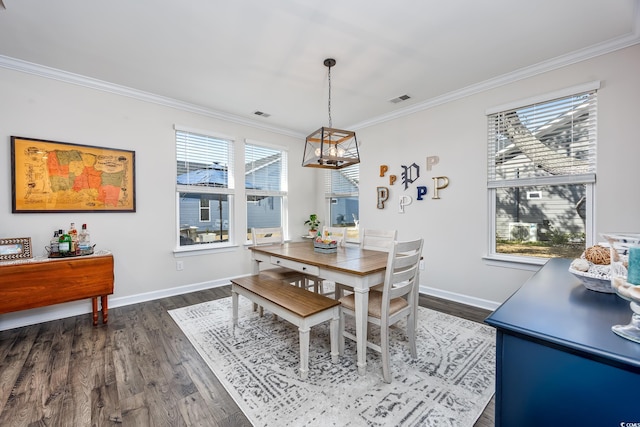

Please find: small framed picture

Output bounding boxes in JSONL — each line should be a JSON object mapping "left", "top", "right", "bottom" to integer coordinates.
{"left": 0, "top": 237, "right": 33, "bottom": 261}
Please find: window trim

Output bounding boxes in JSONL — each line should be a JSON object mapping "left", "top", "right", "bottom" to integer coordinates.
{"left": 485, "top": 84, "right": 598, "bottom": 266}
{"left": 244, "top": 139, "right": 289, "bottom": 243}
{"left": 174, "top": 125, "right": 236, "bottom": 252}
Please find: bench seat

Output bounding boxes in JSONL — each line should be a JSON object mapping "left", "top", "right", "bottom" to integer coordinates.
{"left": 231, "top": 274, "right": 340, "bottom": 379}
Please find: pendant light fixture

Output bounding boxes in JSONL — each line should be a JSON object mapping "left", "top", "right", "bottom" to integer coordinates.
{"left": 302, "top": 58, "right": 360, "bottom": 169}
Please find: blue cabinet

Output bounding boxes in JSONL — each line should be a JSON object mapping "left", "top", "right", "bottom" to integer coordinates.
{"left": 485, "top": 258, "right": 640, "bottom": 427}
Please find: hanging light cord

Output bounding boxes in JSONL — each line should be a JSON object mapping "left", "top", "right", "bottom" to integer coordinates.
{"left": 327, "top": 65, "right": 332, "bottom": 128}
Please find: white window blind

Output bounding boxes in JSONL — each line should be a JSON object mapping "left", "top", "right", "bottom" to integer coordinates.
{"left": 325, "top": 164, "right": 360, "bottom": 196}
{"left": 245, "top": 143, "right": 287, "bottom": 195}
{"left": 176, "top": 130, "right": 234, "bottom": 189}
{"left": 487, "top": 90, "right": 597, "bottom": 188}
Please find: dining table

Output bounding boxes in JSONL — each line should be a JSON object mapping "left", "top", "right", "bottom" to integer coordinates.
{"left": 248, "top": 240, "right": 390, "bottom": 375}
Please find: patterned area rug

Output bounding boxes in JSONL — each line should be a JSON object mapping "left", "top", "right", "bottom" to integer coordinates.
{"left": 169, "top": 297, "right": 495, "bottom": 427}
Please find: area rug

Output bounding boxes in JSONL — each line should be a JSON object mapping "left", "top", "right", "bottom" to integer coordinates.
{"left": 169, "top": 297, "right": 495, "bottom": 427}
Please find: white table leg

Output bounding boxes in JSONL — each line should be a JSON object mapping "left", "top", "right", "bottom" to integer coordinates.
{"left": 299, "top": 326, "right": 310, "bottom": 379}
{"left": 329, "top": 307, "right": 339, "bottom": 363}
{"left": 353, "top": 287, "right": 369, "bottom": 375}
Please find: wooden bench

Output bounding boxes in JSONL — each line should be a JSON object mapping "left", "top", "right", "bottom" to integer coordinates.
{"left": 230, "top": 274, "right": 340, "bottom": 379}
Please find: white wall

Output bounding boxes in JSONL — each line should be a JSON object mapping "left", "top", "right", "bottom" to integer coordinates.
{"left": 357, "top": 44, "right": 640, "bottom": 304}
{"left": 1, "top": 44, "right": 639, "bottom": 329}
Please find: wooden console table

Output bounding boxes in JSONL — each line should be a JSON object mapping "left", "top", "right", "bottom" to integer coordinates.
{"left": 0, "top": 251, "right": 114, "bottom": 326}
{"left": 485, "top": 258, "right": 640, "bottom": 426}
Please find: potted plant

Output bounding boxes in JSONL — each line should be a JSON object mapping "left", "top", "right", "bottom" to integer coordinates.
{"left": 305, "top": 214, "right": 320, "bottom": 237}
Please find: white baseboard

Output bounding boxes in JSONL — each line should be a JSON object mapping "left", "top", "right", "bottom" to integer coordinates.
{"left": 419, "top": 285, "right": 501, "bottom": 312}
{"left": 1, "top": 277, "right": 499, "bottom": 331}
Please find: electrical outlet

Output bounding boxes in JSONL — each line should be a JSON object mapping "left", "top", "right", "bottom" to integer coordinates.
{"left": 176, "top": 260, "right": 184, "bottom": 271}
{"left": 419, "top": 259, "right": 425, "bottom": 270}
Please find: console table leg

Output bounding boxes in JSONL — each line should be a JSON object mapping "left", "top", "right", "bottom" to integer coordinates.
{"left": 101, "top": 295, "right": 109, "bottom": 324}
{"left": 92, "top": 297, "right": 99, "bottom": 326}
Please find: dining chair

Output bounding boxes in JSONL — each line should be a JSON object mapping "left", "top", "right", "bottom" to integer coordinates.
{"left": 251, "top": 227, "right": 305, "bottom": 287}
{"left": 359, "top": 228, "right": 397, "bottom": 251}
{"left": 338, "top": 237, "right": 424, "bottom": 383}
{"left": 334, "top": 228, "right": 398, "bottom": 299}
{"left": 322, "top": 226, "right": 347, "bottom": 246}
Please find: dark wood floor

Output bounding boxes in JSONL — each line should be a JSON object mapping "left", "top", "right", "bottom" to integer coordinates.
{"left": 0, "top": 287, "right": 494, "bottom": 426}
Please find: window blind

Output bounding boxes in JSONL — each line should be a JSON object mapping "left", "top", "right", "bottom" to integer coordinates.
{"left": 487, "top": 90, "right": 597, "bottom": 188}
{"left": 245, "top": 142, "right": 287, "bottom": 195}
{"left": 325, "top": 163, "right": 360, "bottom": 196}
{"left": 176, "top": 130, "right": 234, "bottom": 189}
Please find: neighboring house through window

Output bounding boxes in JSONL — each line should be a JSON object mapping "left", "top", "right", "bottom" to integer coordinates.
{"left": 176, "top": 127, "right": 234, "bottom": 247}
{"left": 487, "top": 82, "right": 598, "bottom": 261}
{"left": 325, "top": 163, "right": 359, "bottom": 242}
{"left": 245, "top": 140, "right": 288, "bottom": 241}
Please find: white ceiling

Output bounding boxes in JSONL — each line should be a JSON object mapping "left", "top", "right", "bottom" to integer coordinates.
{"left": 0, "top": 0, "right": 638, "bottom": 136}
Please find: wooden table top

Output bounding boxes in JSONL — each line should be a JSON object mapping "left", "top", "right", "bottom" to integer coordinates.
{"left": 249, "top": 241, "right": 389, "bottom": 276}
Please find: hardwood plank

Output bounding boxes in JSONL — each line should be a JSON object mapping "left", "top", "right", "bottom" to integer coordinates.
{"left": 177, "top": 392, "right": 219, "bottom": 426}
{"left": 0, "top": 324, "right": 39, "bottom": 416}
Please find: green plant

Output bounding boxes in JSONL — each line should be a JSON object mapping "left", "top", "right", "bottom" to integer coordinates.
{"left": 304, "top": 214, "right": 320, "bottom": 230}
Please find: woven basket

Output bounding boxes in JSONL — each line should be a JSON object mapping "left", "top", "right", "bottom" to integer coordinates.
{"left": 313, "top": 241, "right": 337, "bottom": 253}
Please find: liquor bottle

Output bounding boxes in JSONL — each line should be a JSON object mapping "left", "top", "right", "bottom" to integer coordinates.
{"left": 69, "top": 222, "right": 78, "bottom": 255}
{"left": 78, "top": 223, "right": 91, "bottom": 252}
{"left": 59, "top": 230, "right": 72, "bottom": 255}
{"left": 49, "top": 230, "right": 60, "bottom": 257}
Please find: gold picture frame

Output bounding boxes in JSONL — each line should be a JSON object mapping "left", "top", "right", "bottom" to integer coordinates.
{"left": 11, "top": 136, "right": 136, "bottom": 212}
{"left": 0, "top": 237, "right": 33, "bottom": 261}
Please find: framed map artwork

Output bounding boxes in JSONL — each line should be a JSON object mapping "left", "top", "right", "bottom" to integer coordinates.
{"left": 11, "top": 136, "right": 136, "bottom": 213}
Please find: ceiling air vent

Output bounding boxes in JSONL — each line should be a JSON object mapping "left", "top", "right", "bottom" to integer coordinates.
{"left": 389, "top": 94, "right": 411, "bottom": 104}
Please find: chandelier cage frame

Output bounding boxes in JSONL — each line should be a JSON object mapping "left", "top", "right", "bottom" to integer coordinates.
{"left": 302, "top": 58, "right": 360, "bottom": 169}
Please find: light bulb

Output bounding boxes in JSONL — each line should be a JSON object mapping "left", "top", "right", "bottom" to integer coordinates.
{"left": 329, "top": 147, "right": 337, "bottom": 156}
{"left": 315, "top": 148, "right": 321, "bottom": 156}
{"left": 337, "top": 147, "right": 345, "bottom": 157}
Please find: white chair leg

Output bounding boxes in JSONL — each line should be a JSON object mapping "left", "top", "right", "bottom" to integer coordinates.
{"left": 232, "top": 290, "right": 239, "bottom": 326}
{"left": 338, "top": 309, "right": 346, "bottom": 355}
{"left": 334, "top": 283, "right": 343, "bottom": 300}
{"left": 381, "top": 319, "right": 391, "bottom": 383}
{"left": 408, "top": 312, "right": 417, "bottom": 358}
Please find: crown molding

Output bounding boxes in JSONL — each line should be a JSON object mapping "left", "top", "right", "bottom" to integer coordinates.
{"left": 0, "top": 55, "right": 304, "bottom": 139}
{"left": 349, "top": 23, "right": 640, "bottom": 131}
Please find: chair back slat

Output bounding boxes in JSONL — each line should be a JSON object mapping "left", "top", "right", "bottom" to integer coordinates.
{"left": 322, "top": 226, "right": 347, "bottom": 246}
{"left": 381, "top": 238, "right": 423, "bottom": 314}
{"left": 359, "top": 228, "right": 397, "bottom": 252}
{"left": 251, "top": 227, "right": 285, "bottom": 246}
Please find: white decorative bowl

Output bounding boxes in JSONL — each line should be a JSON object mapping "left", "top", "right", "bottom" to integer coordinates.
{"left": 568, "top": 266, "right": 614, "bottom": 293}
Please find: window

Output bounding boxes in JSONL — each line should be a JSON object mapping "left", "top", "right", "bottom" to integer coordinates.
{"left": 176, "top": 128, "right": 234, "bottom": 247}
{"left": 487, "top": 83, "right": 598, "bottom": 261}
{"left": 325, "top": 163, "right": 359, "bottom": 242}
{"left": 245, "top": 141, "right": 288, "bottom": 241}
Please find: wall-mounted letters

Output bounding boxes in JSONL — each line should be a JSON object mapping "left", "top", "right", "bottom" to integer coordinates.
{"left": 377, "top": 155, "right": 450, "bottom": 211}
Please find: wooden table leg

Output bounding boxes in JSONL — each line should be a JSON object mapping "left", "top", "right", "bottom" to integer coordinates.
{"left": 101, "top": 295, "right": 109, "bottom": 324}
{"left": 92, "top": 297, "right": 99, "bottom": 326}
